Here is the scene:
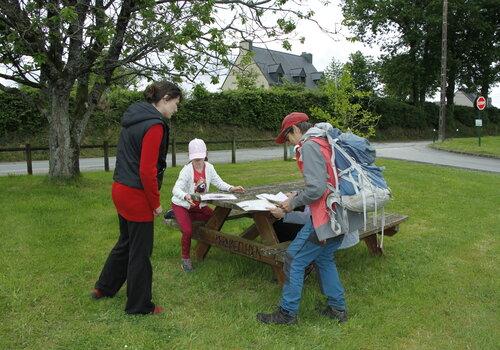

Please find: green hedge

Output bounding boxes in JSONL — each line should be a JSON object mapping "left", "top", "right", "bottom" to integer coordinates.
{"left": 174, "top": 89, "right": 328, "bottom": 131}
{"left": 0, "top": 88, "right": 498, "bottom": 142}
{"left": 0, "top": 90, "right": 43, "bottom": 138}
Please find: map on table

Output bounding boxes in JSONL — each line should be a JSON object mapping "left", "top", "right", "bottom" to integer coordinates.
{"left": 237, "top": 199, "right": 277, "bottom": 211}
{"left": 200, "top": 193, "right": 238, "bottom": 201}
{"left": 255, "top": 192, "right": 288, "bottom": 204}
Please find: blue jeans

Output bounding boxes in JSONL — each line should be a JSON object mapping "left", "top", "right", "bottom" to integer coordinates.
{"left": 279, "top": 218, "right": 345, "bottom": 315}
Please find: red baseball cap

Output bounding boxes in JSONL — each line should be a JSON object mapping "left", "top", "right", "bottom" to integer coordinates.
{"left": 275, "top": 112, "right": 309, "bottom": 144}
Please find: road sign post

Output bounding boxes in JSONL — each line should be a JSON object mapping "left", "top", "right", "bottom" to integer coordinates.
{"left": 474, "top": 96, "right": 486, "bottom": 147}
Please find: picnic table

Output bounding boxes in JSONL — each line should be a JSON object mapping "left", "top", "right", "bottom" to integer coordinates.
{"left": 169, "top": 181, "right": 408, "bottom": 285}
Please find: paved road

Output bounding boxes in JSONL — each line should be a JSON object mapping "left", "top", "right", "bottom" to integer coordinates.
{"left": 1, "top": 140, "right": 499, "bottom": 175}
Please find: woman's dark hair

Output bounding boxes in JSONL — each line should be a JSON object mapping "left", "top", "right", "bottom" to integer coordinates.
{"left": 143, "top": 80, "right": 183, "bottom": 104}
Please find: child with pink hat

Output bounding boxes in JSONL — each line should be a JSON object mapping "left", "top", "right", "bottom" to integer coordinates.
{"left": 170, "top": 138, "right": 245, "bottom": 271}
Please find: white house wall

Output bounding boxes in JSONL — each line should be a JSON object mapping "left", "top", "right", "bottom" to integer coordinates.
{"left": 221, "top": 52, "right": 270, "bottom": 90}
{"left": 454, "top": 91, "right": 473, "bottom": 107}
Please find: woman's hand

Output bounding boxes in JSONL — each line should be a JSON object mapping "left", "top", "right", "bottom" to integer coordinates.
{"left": 230, "top": 186, "right": 245, "bottom": 193}
{"left": 153, "top": 205, "right": 163, "bottom": 217}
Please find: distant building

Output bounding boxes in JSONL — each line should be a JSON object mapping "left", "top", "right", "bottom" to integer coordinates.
{"left": 454, "top": 89, "right": 492, "bottom": 108}
{"left": 221, "top": 41, "right": 323, "bottom": 90}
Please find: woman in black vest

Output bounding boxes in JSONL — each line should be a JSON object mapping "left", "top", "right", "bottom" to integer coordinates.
{"left": 91, "top": 81, "right": 182, "bottom": 315}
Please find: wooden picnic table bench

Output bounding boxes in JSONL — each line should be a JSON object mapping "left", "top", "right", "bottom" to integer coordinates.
{"left": 166, "top": 181, "right": 408, "bottom": 285}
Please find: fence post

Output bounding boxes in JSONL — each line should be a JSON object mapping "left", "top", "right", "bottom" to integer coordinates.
{"left": 283, "top": 143, "right": 288, "bottom": 161}
{"left": 103, "top": 141, "right": 110, "bottom": 172}
{"left": 25, "top": 143, "right": 33, "bottom": 175}
{"left": 231, "top": 137, "right": 236, "bottom": 164}
{"left": 171, "top": 134, "right": 177, "bottom": 167}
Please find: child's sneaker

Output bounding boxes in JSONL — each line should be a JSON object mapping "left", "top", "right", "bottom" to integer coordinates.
{"left": 181, "top": 258, "right": 194, "bottom": 272}
{"left": 164, "top": 209, "right": 175, "bottom": 220}
{"left": 163, "top": 209, "right": 175, "bottom": 225}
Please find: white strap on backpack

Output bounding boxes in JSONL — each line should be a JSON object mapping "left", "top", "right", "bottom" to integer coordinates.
{"left": 330, "top": 140, "right": 390, "bottom": 248}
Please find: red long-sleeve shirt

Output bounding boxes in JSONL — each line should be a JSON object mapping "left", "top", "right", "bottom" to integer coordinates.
{"left": 112, "top": 124, "right": 164, "bottom": 222}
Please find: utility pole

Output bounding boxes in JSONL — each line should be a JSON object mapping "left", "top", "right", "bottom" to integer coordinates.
{"left": 438, "top": 0, "right": 448, "bottom": 142}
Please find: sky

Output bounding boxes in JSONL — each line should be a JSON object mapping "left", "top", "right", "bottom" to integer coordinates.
{"left": 201, "top": 0, "right": 500, "bottom": 107}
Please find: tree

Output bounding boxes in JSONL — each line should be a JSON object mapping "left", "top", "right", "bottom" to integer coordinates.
{"left": 341, "top": 0, "right": 499, "bottom": 108}
{"left": 378, "top": 53, "right": 415, "bottom": 100}
{"left": 310, "top": 66, "right": 380, "bottom": 138}
{"left": 234, "top": 51, "right": 259, "bottom": 90}
{"left": 322, "top": 58, "right": 344, "bottom": 85}
{"left": 344, "top": 51, "right": 378, "bottom": 93}
{"left": 456, "top": 0, "right": 500, "bottom": 100}
{"left": 342, "top": 0, "right": 442, "bottom": 104}
{"left": 0, "top": 0, "right": 321, "bottom": 178}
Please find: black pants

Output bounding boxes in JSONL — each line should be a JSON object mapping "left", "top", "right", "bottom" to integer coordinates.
{"left": 95, "top": 215, "right": 155, "bottom": 314}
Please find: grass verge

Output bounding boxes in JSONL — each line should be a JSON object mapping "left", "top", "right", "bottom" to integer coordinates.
{"left": 0, "top": 159, "right": 499, "bottom": 349}
{"left": 430, "top": 136, "right": 500, "bottom": 158}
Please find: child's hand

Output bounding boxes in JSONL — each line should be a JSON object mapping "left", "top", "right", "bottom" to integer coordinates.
{"left": 230, "top": 186, "right": 245, "bottom": 193}
{"left": 184, "top": 194, "right": 195, "bottom": 206}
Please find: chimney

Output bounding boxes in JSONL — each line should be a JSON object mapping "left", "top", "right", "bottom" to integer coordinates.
{"left": 240, "top": 40, "right": 253, "bottom": 52}
{"left": 301, "top": 52, "right": 312, "bottom": 64}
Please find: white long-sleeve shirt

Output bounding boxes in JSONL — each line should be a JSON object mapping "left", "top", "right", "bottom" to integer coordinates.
{"left": 171, "top": 162, "right": 233, "bottom": 209}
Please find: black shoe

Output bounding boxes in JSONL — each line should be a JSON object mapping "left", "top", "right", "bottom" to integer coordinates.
{"left": 256, "top": 307, "right": 297, "bottom": 325}
{"left": 318, "top": 305, "right": 348, "bottom": 323}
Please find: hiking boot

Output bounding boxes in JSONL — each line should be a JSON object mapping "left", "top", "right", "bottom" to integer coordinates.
{"left": 181, "top": 258, "right": 194, "bottom": 272}
{"left": 318, "top": 305, "right": 348, "bottom": 323}
{"left": 90, "top": 288, "right": 106, "bottom": 300}
{"left": 256, "top": 307, "right": 297, "bottom": 325}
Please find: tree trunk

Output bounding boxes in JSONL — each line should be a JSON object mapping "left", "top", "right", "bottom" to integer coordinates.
{"left": 446, "top": 68, "right": 456, "bottom": 132}
{"left": 419, "top": 85, "right": 426, "bottom": 105}
{"left": 480, "top": 83, "right": 489, "bottom": 101}
{"left": 47, "top": 82, "right": 81, "bottom": 178}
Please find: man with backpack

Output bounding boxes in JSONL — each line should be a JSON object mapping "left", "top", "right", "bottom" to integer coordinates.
{"left": 256, "top": 112, "right": 348, "bottom": 325}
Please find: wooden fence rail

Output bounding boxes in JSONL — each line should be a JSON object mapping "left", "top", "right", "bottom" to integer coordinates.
{"left": 0, "top": 139, "right": 290, "bottom": 175}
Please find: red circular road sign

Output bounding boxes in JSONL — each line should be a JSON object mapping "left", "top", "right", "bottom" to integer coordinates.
{"left": 475, "top": 96, "right": 487, "bottom": 110}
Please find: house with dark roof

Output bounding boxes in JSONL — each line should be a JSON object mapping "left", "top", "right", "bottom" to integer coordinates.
{"left": 454, "top": 89, "right": 492, "bottom": 108}
{"left": 221, "top": 41, "right": 323, "bottom": 90}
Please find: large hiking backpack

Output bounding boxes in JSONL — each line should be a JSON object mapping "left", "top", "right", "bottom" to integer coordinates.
{"left": 315, "top": 123, "right": 391, "bottom": 247}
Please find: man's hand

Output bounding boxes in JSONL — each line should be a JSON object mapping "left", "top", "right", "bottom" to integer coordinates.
{"left": 269, "top": 206, "right": 285, "bottom": 219}
{"left": 280, "top": 198, "right": 293, "bottom": 213}
{"left": 153, "top": 206, "right": 163, "bottom": 217}
{"left": 230, "top": 186, "right": 245, "bottom": 193}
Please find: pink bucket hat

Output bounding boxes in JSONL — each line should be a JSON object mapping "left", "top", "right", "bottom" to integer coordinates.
{"left": 188, "top": 138, "right": 207, "bottom": 160}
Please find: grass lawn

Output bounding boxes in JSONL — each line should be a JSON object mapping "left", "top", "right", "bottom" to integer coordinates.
{"left": 430, "top": 136, "right": 500, "bottom": 157}
{"left": 0, "top": 159, "right": 499, "bottom": 349}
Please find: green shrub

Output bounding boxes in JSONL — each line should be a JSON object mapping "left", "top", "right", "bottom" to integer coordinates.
{"left": 1, "top": 88, "right": 498, "bottom": 144}
{"left": 0, "top": 90, "right": 44, "bottom": 138}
